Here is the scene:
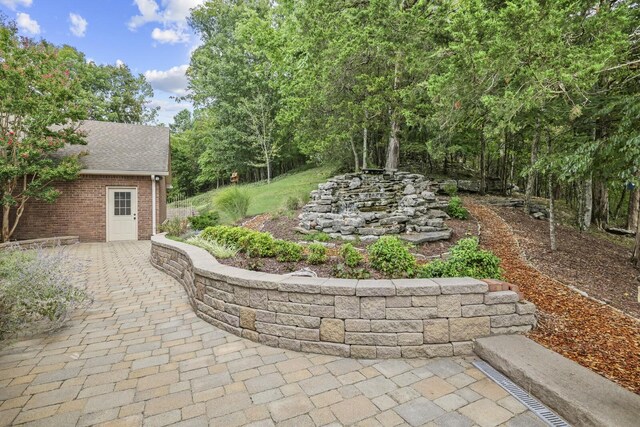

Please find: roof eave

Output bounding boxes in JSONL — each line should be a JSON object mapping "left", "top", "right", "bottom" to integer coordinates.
{"left": 80, "top": 169, "right": 169, "bottom": 176}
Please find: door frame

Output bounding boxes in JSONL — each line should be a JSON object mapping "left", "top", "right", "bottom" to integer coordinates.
{"left": 106, "top": 186, "right": 139, "bottom": 242}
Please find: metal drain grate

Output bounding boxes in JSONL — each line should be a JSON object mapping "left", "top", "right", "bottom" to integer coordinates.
{"left": 473, "top": 360, "right": 570, "bottom": 427}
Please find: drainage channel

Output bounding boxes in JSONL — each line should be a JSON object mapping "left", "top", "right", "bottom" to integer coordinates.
{"left": 473, "top": 360, "right": 570, "bottom": 427}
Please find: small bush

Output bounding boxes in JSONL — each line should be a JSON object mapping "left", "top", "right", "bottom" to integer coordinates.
{"left": 307, "top": 243, "right": 328, "bottom": 265}
{"left": 332, "top": 264, "right": 371, "bottom": 279}
{"left": 159, "top": 217, "right": 189, "bottom": 236}
{"left": 339, "top": 243, "right": 363, "bottom": 268}
{"left": 274, "top": 240, "right": 304, "bottom": 262}
{"left": 302, "top": 231, "right": 331, "bottom": 242}
{"left": 200, "top": 225, "right": 253, "bottom": 247}
{"left": 188, "top": 211, "right": 220, "bottom": 230}
{"left": 447, "top": 196, "right": 469, "bottom": 220}
{"left": 0, "top": 247, "right": 88, "bottom": 340}
{"left": 186, "top": 236, "right": 238, "bottom": 259}
{"left": 419, "top": 237, "right": 502, "bottom": 279}
{"left": 285, "top": 195, "right": 303, "bottom": 211}
{"left": 238, "top": 231, "right": 276, "bottom": 258}
{"left": 443, "top": 182, "right": 458, "bottom": 196}
{"left": 214, "top": 187, "right": 250, "bottom": 221}
{"left": 367, "top": 236, "right": 417, "bottom": 278}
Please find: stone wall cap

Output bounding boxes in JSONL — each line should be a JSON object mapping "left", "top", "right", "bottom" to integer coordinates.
{"left": 356, "top": 279, "right": 395, "bottom": 296}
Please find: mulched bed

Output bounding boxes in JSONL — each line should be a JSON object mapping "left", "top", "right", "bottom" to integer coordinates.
{"left": 467, "top": 199, "right": 640, "bottom": 394}
{"left": 221, "top": 211, "right": 479, "bottom": 279}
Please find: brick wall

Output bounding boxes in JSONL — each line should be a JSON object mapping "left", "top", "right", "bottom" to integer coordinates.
{"left": 151, "top": 234, "right": 537, "bottom": 359}
{"left": 13, "top": 174, "right": 167, "bottom": 242}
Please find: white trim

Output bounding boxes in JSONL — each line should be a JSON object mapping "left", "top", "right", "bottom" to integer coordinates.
{"left": 106, "top": 186, "right": 138, "bottom": 242}
{"left": 81, "top": 169, "right": 169, "bottom": 176}
{"left": 151, "top": 176, "right": 157, "bottom": 236}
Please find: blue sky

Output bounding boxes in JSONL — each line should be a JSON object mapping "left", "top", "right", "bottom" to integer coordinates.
{"left": 0, "top": 0, "right": 204, "bottom": 124}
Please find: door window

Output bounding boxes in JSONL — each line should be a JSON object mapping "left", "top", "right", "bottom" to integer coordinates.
{"left": 114, "top": 191, "right": 132, "bottom": 216}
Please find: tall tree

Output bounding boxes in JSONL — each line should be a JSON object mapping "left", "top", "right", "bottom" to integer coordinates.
{"left": 0, "top": 24, "right": 87, "bottom": 242}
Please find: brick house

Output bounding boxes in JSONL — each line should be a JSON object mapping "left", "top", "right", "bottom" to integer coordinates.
{"left": 13, "top": 120, "right": 170, "bottom": 242}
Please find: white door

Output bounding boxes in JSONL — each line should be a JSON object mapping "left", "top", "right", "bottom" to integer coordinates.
{"left": 107, "top": 188, "right": 138, "bottom": 241}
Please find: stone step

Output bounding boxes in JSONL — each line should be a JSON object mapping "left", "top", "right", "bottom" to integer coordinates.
{"left": 400, "top": 230, "right": 452, "bottom": 244}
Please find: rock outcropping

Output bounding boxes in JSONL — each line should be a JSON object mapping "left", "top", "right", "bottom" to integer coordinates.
{"left": 299, "top": 171, "right": 452, "bottom": 241}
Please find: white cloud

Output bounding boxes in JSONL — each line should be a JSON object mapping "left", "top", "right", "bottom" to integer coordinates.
{"left": 16, "top": 12, "right": 40, "bottom": 35}
{"left": 149, "top": 98, "right": 193, "bottom": 125}
{"left": 69, "top": 13, "right": 87, "bottom": 37}
{"left": 128, "top": 0, "right": 205, "bottom": 45}
{"left": 151, "top": 27, "right": 188, "bottom": 44}
{"left": 128, "top": 0, "right": 204, "bottom": 29}
{"left": 0, "top": 0, "right": 32, "bottom": 10}
{"left": 115, "top": 59, "right": 125, "bottom": 67}
{"left": 144, "top": 64, "right": 189, "bottom": 96}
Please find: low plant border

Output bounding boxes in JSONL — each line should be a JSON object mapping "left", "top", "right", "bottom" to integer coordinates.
{"left": 151, "top": 233, "right": 536, "bottom": 359}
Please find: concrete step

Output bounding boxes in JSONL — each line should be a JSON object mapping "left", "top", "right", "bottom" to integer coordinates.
{"left": 474, "top": 335, "right": 640, "bottom": 427}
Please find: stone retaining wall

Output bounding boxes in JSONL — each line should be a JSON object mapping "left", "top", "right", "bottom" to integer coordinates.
{"left": 151, "top": 234, "right": 536, "bottom": 358}
{"left": 0, "top": 236, "right": 79, "bottom": 250}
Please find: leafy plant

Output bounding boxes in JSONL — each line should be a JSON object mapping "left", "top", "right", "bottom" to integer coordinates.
{"left": 285, "top": 195, "right": 303, "bottom": 211}
{"left": 419, "top": 237, "right": 502, "bottom": 279}
{"left": 186, "top": 235, "right": 239, "bottom": 259}
{"left": 447, "top": 196, "right": 469, "bottom": 220}
{"left": 443, "top": 182, "right": 458, "bottom": 196}
{"left": 214, "top": 186, "right": 250, "bottom": 221}
{"left": 238, "top": 231, "right": 276, "bottom": 257}
{"left": 274, "top": 240, "right": 304, "bottom": 262}
{"left": 332, "top": 263, "right": 371, "bottom": 279}
{"left": 188, "top": 211, "right": 220, "bottom": 230}
{"left": 200, "top": 225, "right": 253, "bottom": 247}
{"left": 367, "top": 236, "right": 417, "bottom": 278}
{"left": 307, "top": 243, "right": 328, "bottom": 264}
{"left": 0, "top": 246, "right": 88, "bottom": 339}
{"left": 159, "top": 217, "right": 189, "bottom": 237}
{"left": 302, "top": 231, "right": 331, "bottom": 242}
{"left": 339, "top": 243, "right": 363, "bottom": 268}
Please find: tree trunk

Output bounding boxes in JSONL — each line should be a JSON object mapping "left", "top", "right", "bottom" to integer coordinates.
{"left": 479, "top": 124, "right": 486, "bottom": 196}
{"left": 2, "top": 204, "right": 10, "bottom": 243}
{"left": 547, "top": 134, "right": 557, "bottom": 251}
{"left": 385, "top": 117, "right": 400, "bottom": 171}
{"left": 592, "top": 180, "right": 609, "bottom": 228}
{"left": 362, "top": 111, "right": 368, "bottom": 170}
{"left": 525, "top": 120, "right": 540, "bottom": 213}
{"left": 579, "top": 177, "right": 593, "bottom": 231}
{"left": 628, "top": 177, "right": 639, "bottom": 231}
{"left": 350, "top": 136, "right": 360, "bottom": 172}
{"left": 385, "top": 58, "right": 401, "bottom": 172}
{"left": 633, "top": 208, "right": 640, "bottom": 267}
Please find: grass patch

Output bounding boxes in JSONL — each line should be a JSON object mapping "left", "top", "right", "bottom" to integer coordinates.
{"left": 176, "top": 166, "right": 334, "bottom": 222}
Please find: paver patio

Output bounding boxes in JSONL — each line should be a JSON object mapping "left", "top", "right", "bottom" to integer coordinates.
{"left": 0, "top": 241, "right": 546, "bottom": 426}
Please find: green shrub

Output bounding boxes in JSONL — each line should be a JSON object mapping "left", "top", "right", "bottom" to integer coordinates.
{"left": 186, "top": 236, "right": 238, "bottom": 259}
{"left": 332, "top": 264, "right": 371, "bottom": 279}
{"left": 339, "top": 243, "right": 363, "bottom": 268}
{"left": 274, "top": 240, "right": 304, "bottom": 262}
{"left": 419, "top": 237, "right": 502, "bottom": 279}
{"left": 302, "top": 231, "right": 331, "bottom": 242}
{"left": 447, "top": 196, "right": 469, "bottom": 220}
{"left": 307, "top": 243, "right": 328, "bottom": 264}
{"left": 0, "top": 247, "right": 88, "bottom": 340}
{"left": 367, "top": 236, "right": 417, "bottom": 278}
{"left": 200, "top": 225, "right": 252, "bottom": 247}
{"left": 443, "top": 182, "right": 458, "bottom": 196}
{"left": 188, "top": 211, "right": 220, "bottom": 230}
{"left": 158, "top": 217, "right": 189, "bottom": 236}
{"left": 214, "top": 186, "right": 250, "bottom": 221}
{"left": 285, "top": 195, "right": 303, "bottom": 211}
{"left": 238, "top": 231, "right": 276, "bottom": 257}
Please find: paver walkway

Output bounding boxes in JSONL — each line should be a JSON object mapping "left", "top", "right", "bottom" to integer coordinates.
{"left": 0, "top": 241, "right": 546, "bottom": 427}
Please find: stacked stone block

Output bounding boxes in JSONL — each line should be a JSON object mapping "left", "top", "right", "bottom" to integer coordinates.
{"left": 151, "top": 234, "right": 537, "bottom": 359}
{"left": 299, "top": 171, "right": 452, "bottom": 240}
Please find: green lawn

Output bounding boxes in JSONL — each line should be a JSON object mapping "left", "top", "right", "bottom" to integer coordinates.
{"left": 180, "top": 166, "right": 335, "bottom": 220}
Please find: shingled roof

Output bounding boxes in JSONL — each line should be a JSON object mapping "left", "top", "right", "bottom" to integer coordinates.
{"left": 57, "top": 120, "right": 170, "bottom": 175}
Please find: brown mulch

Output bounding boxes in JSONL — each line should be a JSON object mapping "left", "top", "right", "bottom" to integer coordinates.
{"left": 467, "top": 200, "right": 640, "bottom": 394}
{"left": 492, "top": 206, "right": 640, "bottom": 319}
